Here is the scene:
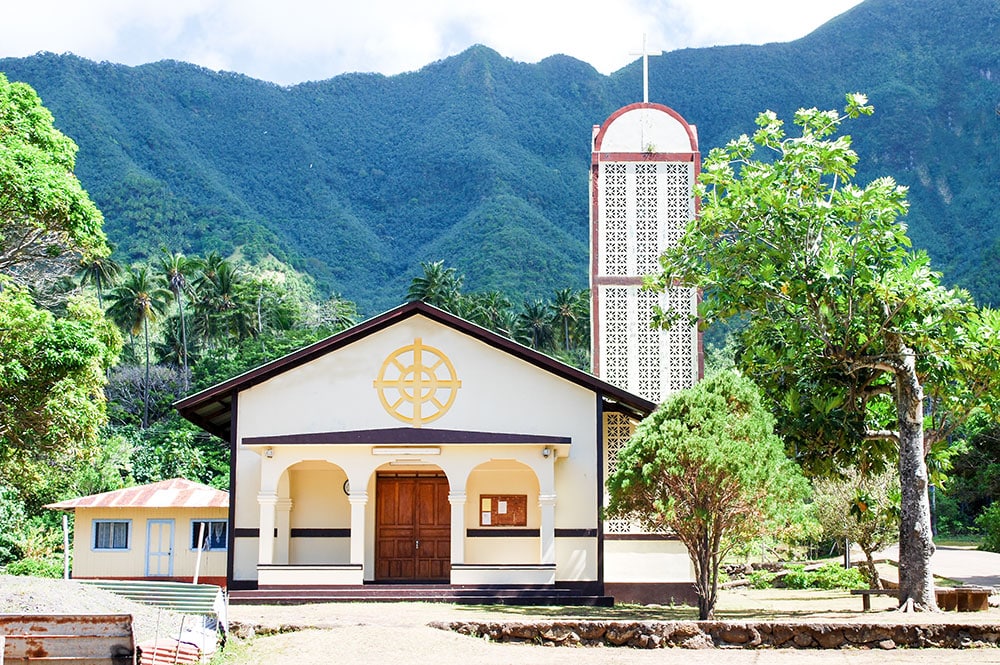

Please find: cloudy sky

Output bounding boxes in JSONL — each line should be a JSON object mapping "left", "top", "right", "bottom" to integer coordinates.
{"left": 2, "top": 0, "right": 864, "bottom": 86}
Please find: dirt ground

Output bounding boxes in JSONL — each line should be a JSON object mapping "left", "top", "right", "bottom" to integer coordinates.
{"left": 223, "top": 589, "right": 1000, "bottom": 665}
{"left": 4, "top": 576, "right": 999, "bottom": 664}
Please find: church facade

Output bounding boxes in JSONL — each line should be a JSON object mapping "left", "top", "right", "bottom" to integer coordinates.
{"left": 176, "top": 99, "right": 702, "bottom": 604}
{"left": 177, "top": 301, "right": 693, "bottom": 600}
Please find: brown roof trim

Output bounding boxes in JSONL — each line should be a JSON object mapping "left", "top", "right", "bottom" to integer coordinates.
{"left": 242, "top": 427, "right": 572, "bottom": 446}
{"left": 176, "top": 301, "right": 655, "bottom": 440}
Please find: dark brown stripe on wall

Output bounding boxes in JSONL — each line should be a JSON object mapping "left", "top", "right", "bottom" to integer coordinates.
{"left": 233, "top": 528, "right": 277, "bottom": 538}
{"left": 290, "top": 528, "right": 351, "bottom": 538}
{"left": 466, "top": 529, "right": 540, "bottom": 538}
{"left": 604, "top": 533, "right": 680, "bottom": 541}
{"left": 554, "top": 528, "right": 598, "bottom": 538}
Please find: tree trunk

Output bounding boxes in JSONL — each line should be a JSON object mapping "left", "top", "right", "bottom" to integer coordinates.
{"left": 691, "top": 531, "right": 715, "bottom": 620}
{"left": 142, "top": 315, "right": 150, "bottom": 430}
{"left": 177, "top": 291, "right": 189, "bottom": 392}
{"left": 895, "top": 344, "right": 937, "bottom": 610}
{"left": 859, "top": 549, "right": 881, "bottom": 590}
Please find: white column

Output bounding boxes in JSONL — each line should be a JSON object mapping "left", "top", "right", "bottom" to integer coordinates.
{"left": 257, "top": 491, "right": 278, "bottom": 565}
{"left": 448, "top": 491, "right": 467, "bottom": 566}
{"left": 539, "top": 493, "right": 557, "bottom": 565}
{"left": 275, "top": 498, "right": 292, "bottom": 564}
{"left": 348, "top": 491, "right": 368, "bottom": 567}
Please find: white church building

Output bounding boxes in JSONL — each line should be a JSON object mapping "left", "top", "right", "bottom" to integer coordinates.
{"left": 176, "top": 99, "right": 702, "bottom": 605}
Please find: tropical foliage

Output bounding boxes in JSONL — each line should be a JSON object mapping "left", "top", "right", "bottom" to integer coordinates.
{"left": 406, "top": 260, "right": 590, "bottom": 367}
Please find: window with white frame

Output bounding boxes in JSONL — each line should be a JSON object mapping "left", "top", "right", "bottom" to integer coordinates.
{"left": 190, "top": 520, "right": 227, "bottom": 551}
{"left": 93, "top": 520, "right": 130, "bottom": 550}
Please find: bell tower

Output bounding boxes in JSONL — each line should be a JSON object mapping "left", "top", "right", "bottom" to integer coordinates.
{"left": 589, "top": 102, "right": 702, "bottom": 403}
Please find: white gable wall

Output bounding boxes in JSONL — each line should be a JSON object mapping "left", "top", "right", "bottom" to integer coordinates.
{"left": 231, "top": 315, "right": 601, "bottom": 585}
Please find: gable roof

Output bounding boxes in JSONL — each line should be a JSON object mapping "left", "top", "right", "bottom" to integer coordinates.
{"left": 175, "top": 300, "right": 656, "bottom": 441}
{"left": 44, "top": 478, "right": 228, "bottom": 511}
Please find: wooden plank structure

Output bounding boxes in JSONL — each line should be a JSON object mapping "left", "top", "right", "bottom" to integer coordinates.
{"left": 851, "top": 586, "right": 994, "bottom": 611}
{"left": 0, "top": 614, "right": 135, "bottom": 664}
{"left": 135, "top": 638, "right": 202, "bottom": 665}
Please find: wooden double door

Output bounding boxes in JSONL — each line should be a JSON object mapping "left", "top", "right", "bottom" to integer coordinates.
{"left": 375, "top": 473, "right": 451, "bottom": 582}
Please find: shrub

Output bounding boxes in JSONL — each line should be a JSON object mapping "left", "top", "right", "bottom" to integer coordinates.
{"left": 782, "top": 564, "right": 812, "bottom": 589}
{"left": 5, "top": 557, "right": 63, "bottom": 578}
{"left": 976, "top": 502, "right": 1000, "bottom": 553}
{"left": 780, "top": 563, "right": 866, "bottom": 590}
{"left": 747, "top": 569, "right": 777, "bottom": 589}
{"left": 811, "top": 562, "right": 866, "bottom": 590}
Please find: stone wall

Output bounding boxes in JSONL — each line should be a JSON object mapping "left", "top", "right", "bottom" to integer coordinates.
{"left": 432, "top": 620, "right": 1000, "bottom": 649}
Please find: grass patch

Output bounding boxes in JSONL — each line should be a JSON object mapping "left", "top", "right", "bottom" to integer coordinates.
{"left": 935, "top": 535, "right": 983, "bottom": 548}
{"left": 210, "top": 636, "right": 254, "bottom": 665}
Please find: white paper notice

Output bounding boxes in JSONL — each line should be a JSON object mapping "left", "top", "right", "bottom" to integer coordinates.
{"left": 482, "top": 512, "right": 492, "bottom": 525}
{"left": 498, "top": 501, "right": 508, "bottom": 514}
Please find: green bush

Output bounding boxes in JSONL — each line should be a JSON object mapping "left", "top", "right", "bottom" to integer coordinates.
{"left": 5, "top": 557, "right": 63, "bottom": 578}
{"left": 811, "top": 562, "right": 866, "bottom": 590}
{"left": 747, "top": 569, "right": 777, "bottom": 589}
{"left": 976, "top": 502, "right": 1000, "bottom": 553}
{"left": 782, "top": 564, "right": 812, "bottom": 589}
{"left": 781, "top": 563, "right": 866, "bottom": 590}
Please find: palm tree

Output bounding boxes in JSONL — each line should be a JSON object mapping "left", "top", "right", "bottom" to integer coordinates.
{"left": 106, "top": 265, "right": 169, "bottom": 428}
{"left": 159, "top": 251, "right": 200, "bottom": 391}
{"left": 551, "top": 288, "right": 587, "bottom": 351}
{"left": 76, "top": 253, "right": 122, "bottom": 308}
{"left": 517, "top": 298, "right": 555, "bottom": 352}
{"left": 194, "top": 256, "right": 249, "bottom": 350}
{"left": 466, "top": 290, "right": 513, "bottom": 333}
{"left": 406, "top": 261, "right": 463, "bottom": 311}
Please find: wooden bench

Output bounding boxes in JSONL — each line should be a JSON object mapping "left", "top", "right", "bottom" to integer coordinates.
{"left": 851, "top": 587, "right": 993, "bottom": 611}
{"left": 850, "top": 588, "right": 897, "bottom": 611}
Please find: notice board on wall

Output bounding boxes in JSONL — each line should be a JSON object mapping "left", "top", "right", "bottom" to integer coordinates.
{"left": 479, "top": 494, "right": 527, "bottom": 527}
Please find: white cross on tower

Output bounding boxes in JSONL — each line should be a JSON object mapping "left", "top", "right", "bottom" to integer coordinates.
{"left": 629, "top": 33, "right": 657, "bottom": 103}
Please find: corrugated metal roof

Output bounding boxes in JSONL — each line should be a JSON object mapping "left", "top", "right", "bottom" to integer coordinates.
{"left": 44, "top": 478, "right": 228, "bottom": 510}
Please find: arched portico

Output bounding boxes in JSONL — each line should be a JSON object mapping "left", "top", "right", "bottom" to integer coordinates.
{"left": 247, "top": 430, "right": 566, "bottom": 588}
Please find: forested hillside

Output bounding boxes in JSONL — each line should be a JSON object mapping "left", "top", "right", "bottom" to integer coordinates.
{"left": 1, "top": 0, "right": 997, "bottom": 313}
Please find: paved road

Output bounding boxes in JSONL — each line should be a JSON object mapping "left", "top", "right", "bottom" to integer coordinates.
{"left": 875, "top": 545, "right": 1000, "bottom": 588}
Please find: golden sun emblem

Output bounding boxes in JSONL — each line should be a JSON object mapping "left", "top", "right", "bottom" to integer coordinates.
{"left": 373, "top": 338, "right": 461, "bottom": 427}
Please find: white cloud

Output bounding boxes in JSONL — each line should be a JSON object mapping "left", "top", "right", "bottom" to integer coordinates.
{"left": 0, "top": 0, "right": 864, "bottom": 85}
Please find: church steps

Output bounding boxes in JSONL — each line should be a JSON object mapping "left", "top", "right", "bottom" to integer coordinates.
{"left": 229, "top": 585, "right": 614, "bottom": 606}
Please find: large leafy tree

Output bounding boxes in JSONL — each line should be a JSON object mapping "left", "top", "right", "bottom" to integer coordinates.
{"left": 0, "top": 283, "right": 121, "bottom": 472}
{"left": 0, "top": 74, "right": 107, "bottom": 285}
{"left": 0, "top": 76, "right": 122, "bottom": 514}
{"left": 606, "top": 371, "right": 808, "bottom": 620}
{"left": 650, "top": 94, "right": 1000, "bottom": 610}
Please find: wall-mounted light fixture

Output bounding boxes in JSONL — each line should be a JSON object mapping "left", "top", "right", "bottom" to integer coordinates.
{"left": 264, "top": 447, "right": 274, "bottom": 458}
{"left": 542, "top": 447, "right": 551, "bottom": 459}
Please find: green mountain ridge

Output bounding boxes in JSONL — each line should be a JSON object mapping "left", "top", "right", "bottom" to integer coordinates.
{"left": 1, "top": 0, "right": 997, "bottom": 313}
